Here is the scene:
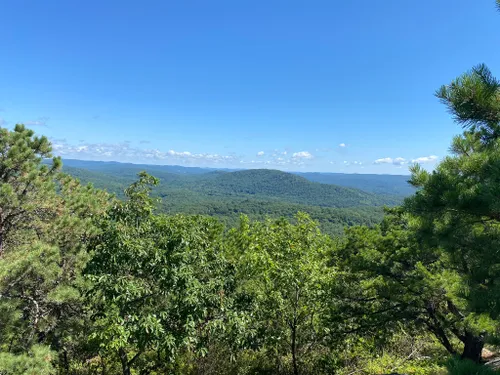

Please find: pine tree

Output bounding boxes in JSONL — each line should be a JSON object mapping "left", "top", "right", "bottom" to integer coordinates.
{"left": 0, "top": 124, "right": 111, "bottom": 373}
{"left": 0, "top": 124, "right": 61, "bottom": 255}
{"left": 332, "top": 209, "right": 495, "bottom": 363}
{"left": 404, "top": 64, "right": 500, "bottom": 362}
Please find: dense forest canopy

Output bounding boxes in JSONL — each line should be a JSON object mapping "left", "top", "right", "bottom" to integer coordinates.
{"left": 1, "top": 3, "right": 500, "bottom": 374}
{"left": 58, "top": 163, "right": 404, "bottom": 237}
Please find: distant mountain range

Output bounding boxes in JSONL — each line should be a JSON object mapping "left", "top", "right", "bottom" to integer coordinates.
{"left": 293, "top": 172, "right": 413, "bottom": 196}
{"left": 51, "top": 159, "right": 415, "bottom": 236}
{"left": 59, "top": 159, "right": 414, "bottom": 197}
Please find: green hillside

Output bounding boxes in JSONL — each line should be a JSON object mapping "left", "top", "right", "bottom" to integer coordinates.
{"left": 187, "top": 169, "right": 400, "bottom": 207}
{"left": 61, "top": 165, "right": 402, "bottom": 236}
{"left": 60, "top": 159, "right": 415, "bottom": 197}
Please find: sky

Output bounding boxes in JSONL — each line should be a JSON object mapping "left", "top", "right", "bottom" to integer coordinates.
{"left": 1, "top": 0, "right": 499, "bottom": 174}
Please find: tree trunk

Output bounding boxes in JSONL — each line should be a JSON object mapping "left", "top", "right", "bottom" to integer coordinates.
{"left": 0, "top": 229, "right": 4, "bottom": 257}
{"left": 57, "top": 349, "right": 70, "bottom": 374}
{"left": 461, "top": 331, "right": 484, "bottom": 363}
{"left": 425, "top": 306, "right": 457, "bottom": 356}
{"left": 291, "top": 324, "right": 299, "bottom": 375}
{"left": 101, "top": 355, "right": 107, "bottom": 375}
{"left": 428, "top": 325, "right": 457, "bottom": 356}
{"left": 119, "top": 348, "right": 131, "bottom": 375}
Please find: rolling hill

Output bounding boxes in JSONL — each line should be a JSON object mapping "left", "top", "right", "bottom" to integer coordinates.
{"left": 182, "top": 169, "right": 401, "bottom": 207}
{"left": 56, "top": 159, "right": 412, "bottom": 236}
{"left": 59, "top": 159, "right": 414, "bottom": 197}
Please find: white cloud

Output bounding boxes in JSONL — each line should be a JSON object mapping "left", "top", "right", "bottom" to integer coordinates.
{"left": 167, "top": 150, "right": 192, "bottom": 157}
{"left": 374, "top": 157, "right": 393, "bottom": 164}
{"left": 339, "top": 143, "right": 346, "bottom": 148}
{"left": 393, "top": 157, "right": 406, "bottom": 166}
{"left": 49, "top": 139, "right": 237, "bottom": 165}
{"left": 411, "top": 155, "right": 438, "bottom": 164}
{"left": 292, "top": 151, "right": 313, "bottom": 159}
{"left": 257, "top": 151, "right": 265, "bottom": 156}
{"left": 374, "top": 157, "right": 407, "bottom": 166}
{"left": 342, "top": 160, "right": 363, "bottom": 167}
{"left": 374, "top": 155, "right": 438, "bottom": 166}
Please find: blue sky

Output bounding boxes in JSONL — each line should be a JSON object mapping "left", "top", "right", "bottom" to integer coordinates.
{"left": 1, "top": 0, "right": 499, "bottom": 174}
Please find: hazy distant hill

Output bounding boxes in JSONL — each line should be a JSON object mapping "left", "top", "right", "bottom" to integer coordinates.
{"left": 56, "top": 159, "right": 411, "bottom": 236}
{"left": 59, "top": 159, "right": 414, "bottom": 197}
{"left": 294, "top": 172, "right": 414, "bottom": 196}
{"left": 61, "top": 162, "right": 399, "bottom": 208}
{"left": 60, "top": 158, "right": 238, "bottom": 175}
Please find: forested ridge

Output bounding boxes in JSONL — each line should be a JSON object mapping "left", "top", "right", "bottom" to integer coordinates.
{"left": 61, "top": 165, "right": 398, "bottom": 236}
{"left": 2, "top": 9, "right": 500, "bottom": 375}
{"left": 61, "top": 159, "right": 416, "bottom": 196}
{"left": 61, "top": 164, "right": 403, "bottom": 208}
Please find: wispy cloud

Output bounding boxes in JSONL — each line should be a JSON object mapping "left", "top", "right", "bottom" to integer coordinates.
{"left": 139, "top": 140, "right": 150, "bottom": 144}
{"left": 237, "top": 150, "right": 316, "bottom": 168}
{"left": 50, "top": 139, "right": 238, "bottom": 165}
{"left": 25, "top": 116, "right": 49, "bottom": 127}
{"left": 0, "top": 118, "right": 7, "bottom": 127}
{"left": 339, "top": 143, "right": 346, "bottom": 148}
{"left": 292, "top": 151, "right": 313, "bottom": 159}
{"left": 339, "top": 160, "right": 363, "bottom": 167}
{"left": 374, "top": 157, "right": 407, "bottom": 166}
{"left": 411, "top": 155, "right": 438, "bottom": 164}
{"left": 167, "top": 150, "right": 192, "bottom": 157}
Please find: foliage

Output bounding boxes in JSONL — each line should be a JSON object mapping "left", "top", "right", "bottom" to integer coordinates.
{"left": 0, "top": 345, "right": 55, "bottom": 375}
{"left": 446, "top": 357, "right": 500, "bottom": 375}
{"left": 84, "top": 172, "right": 234, "bottom": 374}
{"left": 0, "top": 124, "right": 61, "bottom": 254}
{"left": 226, "top": 214, "right": 334, "bottom": 375}
{"left": 403, "top": 64, "right": 500, "bottom": 361}
{"left": 334, "top": 332, "right": 447, "bottom": 375}
{"left": 330, "top": 209, "right": 491, "bottom": 359}
{"left": 0, "top": 124, "right": 112, "bottom": 372}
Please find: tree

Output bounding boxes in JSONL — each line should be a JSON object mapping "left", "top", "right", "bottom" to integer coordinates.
{"left": 0, "top": 345, "right": 55, "bottom": 375}
{"left": 85, "top": 172, "right": 232, "bottom": 375}
{"left": 331, "top": 209, "right": 495, "bottom": 363}
{"left": 0, "top": 124, "right": 61, "bottom": 255}
{"left": 227, "top": 213, "right": 334, "bottom": 375}
{"left": 402, "top": 64, "right": 500, "bottom": 362}
{"left": 0, "top": 124, "right": 111, "bottom": 373}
